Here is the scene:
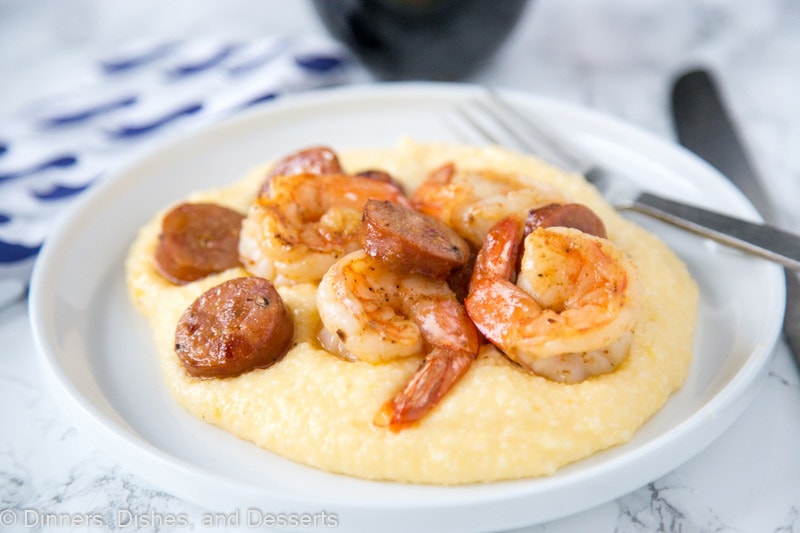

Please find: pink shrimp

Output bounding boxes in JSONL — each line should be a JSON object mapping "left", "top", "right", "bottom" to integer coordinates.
{"left": 465, "top": 216, "right": 641, "bottom": 383}
{"left": 239, "top": 173, "right": 410, "bottom": 285}
{"left": 317, "top": 250, "right": 480, "bottom": 431}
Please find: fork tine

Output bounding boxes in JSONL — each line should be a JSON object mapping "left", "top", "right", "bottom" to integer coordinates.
{"left": 484, "top": 87, "right": 588, "bottom": 172}
{"left": 464, "top": 93, "right": 542, "bottom": 154}
{"left": 448, "top": 101, "right": 505, "bottom": 147}
{"left": 450, "top": 99, "right": 535, "bottom": 155}
{"left": 453, "top": 87, "right": 592, "bottom": 175}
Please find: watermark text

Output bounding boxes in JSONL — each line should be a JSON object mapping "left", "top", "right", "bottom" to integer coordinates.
{"left": 0, "top": 507, "right": 339, "bottom": 529}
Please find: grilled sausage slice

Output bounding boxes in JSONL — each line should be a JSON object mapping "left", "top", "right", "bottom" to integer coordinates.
{"left": 175, "top": 276, "right": 294, "bottom": 378}
{"left": 525, "top": 203, "right": 607, "bottom": 239}
{"left": 259, "top": 146, "right": 343, "bottom": 196}
{"left": 154, "top": 202, "right": 245, "bottom": 285}
{"left": 356, "top": 169, "right": 406, "bottom": 193}
{"left": 361, "top": 199, "right": 470, "bottom": 279}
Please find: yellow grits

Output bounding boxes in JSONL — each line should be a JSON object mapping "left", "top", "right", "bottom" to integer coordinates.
{"left": 125, "top": 140, "right": 698, "bottom": 484}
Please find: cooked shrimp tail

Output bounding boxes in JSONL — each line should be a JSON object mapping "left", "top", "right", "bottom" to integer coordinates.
{"left": 374, "top": 347, "right": 474, "bottom": 432}
{"left": 317, "top": 250, "right": 479, "bottom": 430}
{"left": 473, "top": 215, "right": 524, "bottom": 284}
{"left": 466, "top": 215, "right": 528, "bottom": 346}
{"left": 373, "top": 275, "right": 479, "bottom": 431}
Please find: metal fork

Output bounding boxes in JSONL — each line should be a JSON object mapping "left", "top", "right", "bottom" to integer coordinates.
{"left": 450, "top": 88, "right": 800, "bottom": 271}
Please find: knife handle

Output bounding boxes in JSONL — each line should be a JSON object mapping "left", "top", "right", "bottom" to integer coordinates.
{"left": 783, "top": 270, "right": 800, "bottom": 356}
{"left": 629, "top": 192, "right": 800, "bottom": 271}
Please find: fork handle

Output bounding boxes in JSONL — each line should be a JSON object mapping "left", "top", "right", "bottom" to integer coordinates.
{"left": 628, "top": 192, "right": 800, "bottom": 270}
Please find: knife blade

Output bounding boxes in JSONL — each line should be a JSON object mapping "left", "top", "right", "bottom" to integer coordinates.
{"left": 671, "top": 67, "right": 800, "bottom": 363}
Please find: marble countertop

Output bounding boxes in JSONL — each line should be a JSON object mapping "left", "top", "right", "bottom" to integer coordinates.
{"left": 2, "top": 0, "right": 799, "bottom": 531}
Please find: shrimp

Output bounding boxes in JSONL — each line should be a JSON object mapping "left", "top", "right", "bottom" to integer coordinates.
{"left": 465, "top": 216, "right": 641, "bottom": 383}
{"left": 411, "top": 163, "right": 566, "bottom": 247}
{"left": 239, "top": 173, "right": 410, "bottom": 285}
{"left": 316, "top": 250, "right": 480, "bottom": 431}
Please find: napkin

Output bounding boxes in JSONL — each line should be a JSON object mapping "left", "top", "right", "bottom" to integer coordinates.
{"left": 0, "top": 35, "right": 360, "bottom": 308}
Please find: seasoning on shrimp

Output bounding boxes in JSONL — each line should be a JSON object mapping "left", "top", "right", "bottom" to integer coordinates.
{"left": 412, "top": 162, "right": 566, "bottom": 247}
{"left": 465, "top": 216, "right": 642, "bottom": 383}
{"left": 317, "top": 250, "right": 479, "bottom": 431}
{"left": 239, "top": 173, "right": 410, "bottom": 285}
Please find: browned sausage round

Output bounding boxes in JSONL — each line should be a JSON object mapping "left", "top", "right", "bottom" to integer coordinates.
{"left": 446, "top": 252, "right": 476, "bottom": 303}
{"left": 356, "top": 169, "right": 393, "bottom": 182}
{"left": 258, "top": 146, "right": 343, "bottom": 196}
{"left": 361, "top": 199, "right": 471, "bottom": 279}
{"left": 154, "top": 202, "right": 245, "bottom": 285}
{"left": 356, "top": 169, "right": 406, "bottom": 193}
{"left": 525, "top": 203, "right": 607, "bottom": 239}
{"left": 175, "top": 276, "right": 294, "bottom": 378}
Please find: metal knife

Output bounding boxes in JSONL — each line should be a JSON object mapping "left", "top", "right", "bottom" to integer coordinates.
{"left": 671, "top": 68, "right": 800, "bottom": 363}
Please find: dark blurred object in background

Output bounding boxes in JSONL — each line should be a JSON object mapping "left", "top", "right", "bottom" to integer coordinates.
{"left": 311, "top": 0, "right": 530, "bottom": 81}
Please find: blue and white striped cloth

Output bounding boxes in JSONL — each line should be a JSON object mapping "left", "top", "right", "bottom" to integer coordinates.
{"left": 0, "top": 35, "right": 360, "bottom": 307}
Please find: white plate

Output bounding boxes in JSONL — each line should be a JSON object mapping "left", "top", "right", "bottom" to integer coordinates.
{"left": 29, "top": 83, "right": 785, "bottom": 532}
